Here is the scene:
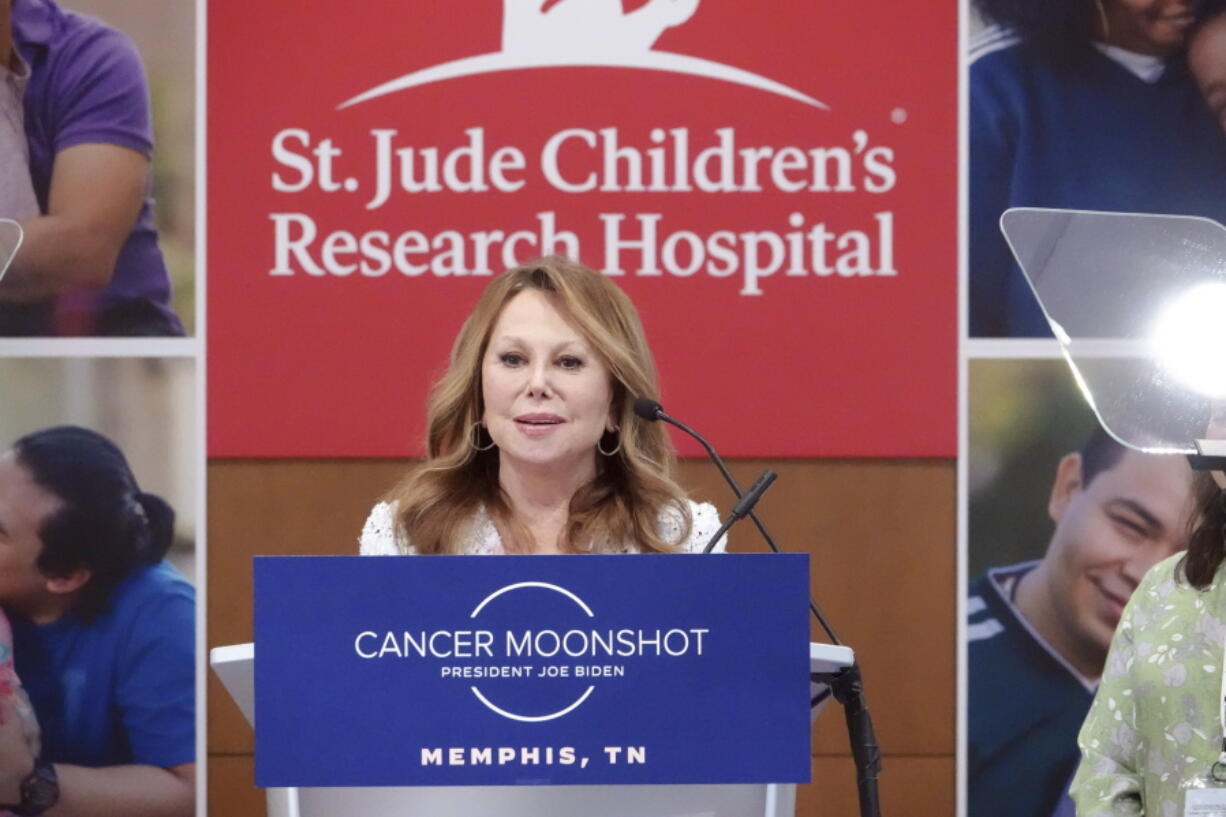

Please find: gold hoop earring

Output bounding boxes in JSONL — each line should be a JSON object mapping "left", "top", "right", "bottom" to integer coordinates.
{"left": 470, "top": 422, "right": 496, "bottom": 452}
{"left": 598, "top": 429, "right": 622, "bottom": 457}
{"left": 1094, "top": 0, "right": 1110, "bottom": 42}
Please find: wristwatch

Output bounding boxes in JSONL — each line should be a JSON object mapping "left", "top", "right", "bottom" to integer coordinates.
{"left": 9, "top": 760, "right": 58, "bottom": 816}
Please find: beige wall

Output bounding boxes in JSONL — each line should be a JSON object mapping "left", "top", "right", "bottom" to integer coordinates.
{"left": 207, "top": 458, "right": 955, "bottom": 815}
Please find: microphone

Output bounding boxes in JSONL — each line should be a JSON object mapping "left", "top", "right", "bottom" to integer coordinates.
{"left": 632, "top": 397, "right": 663, "bottom": 420}
{"left": 635, "top": 395, "right": 771, "bottom": 543}
{"left": 634, "top": 398, "right": 742, "bottom": 497}
{"left": 634, "top": 396, "right": 840, "bottom": 645}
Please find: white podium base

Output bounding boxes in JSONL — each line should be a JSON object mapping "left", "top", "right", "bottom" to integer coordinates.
{"left": 271, "top": 781, "right": 795, "bottom": 817}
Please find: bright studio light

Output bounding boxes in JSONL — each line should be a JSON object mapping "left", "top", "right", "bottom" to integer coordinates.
{"left": 1151, "top": 281, "right": 1226, "bottom": 397}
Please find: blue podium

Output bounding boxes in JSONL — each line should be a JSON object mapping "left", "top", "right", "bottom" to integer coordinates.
{"left": 212, "top": 553, "right": 854, "bottom": 816}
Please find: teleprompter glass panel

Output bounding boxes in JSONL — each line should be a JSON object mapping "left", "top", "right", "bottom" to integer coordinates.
{"left": 1000, "top": 209, "right": 1226, "bottom": 455}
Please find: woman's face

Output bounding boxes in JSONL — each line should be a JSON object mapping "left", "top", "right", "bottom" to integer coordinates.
{"left": 1190, "top": 14, "right": 1226, "bottom": 134}
{"left": 1102, "top": 0, "right": 1197, "bottom": 56}
{"left": 481, "top": 290, "right": 614, "bottom": 480}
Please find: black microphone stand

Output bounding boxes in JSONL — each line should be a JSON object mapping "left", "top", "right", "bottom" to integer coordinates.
{"left": 635, "top": 398, "right": 883, "bottom": 817}
{"left": 811, "top": 662, "right": 882, "bottom": 817}
{"left": 644, "top": 402, "right": 843, "bottom": 644}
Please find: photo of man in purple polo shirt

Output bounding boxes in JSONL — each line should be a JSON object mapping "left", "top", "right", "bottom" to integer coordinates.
{"left": 0, "top": 0, "right": 184, "bottom": 337}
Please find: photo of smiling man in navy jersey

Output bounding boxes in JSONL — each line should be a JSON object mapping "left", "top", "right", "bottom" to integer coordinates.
{"left": 0, "top": 0, "right": 184, "bottom": 336}
{"left": 0, "top": 426, "right": 194, "bottom": 817}
{"left": 967, "top": 428, "right": 1193, "bottom": 817}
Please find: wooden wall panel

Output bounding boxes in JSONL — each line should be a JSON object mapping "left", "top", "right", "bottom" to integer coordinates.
{"left": 207, "top": 458, "right": 955, "bottom": 815}
{"left": 208, "top": 755, "right": 265, "bottom": 817}
{"left": 805, "top": 756, "right": 955, "bottom": 816}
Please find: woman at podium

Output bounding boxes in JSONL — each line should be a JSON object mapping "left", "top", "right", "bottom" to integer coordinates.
{"left": 358, "top": 256, "right": 722, "bottom": 556}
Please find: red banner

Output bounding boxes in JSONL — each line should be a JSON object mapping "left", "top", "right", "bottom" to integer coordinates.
{"left": 207, "top": 0, "right": 956, "bottom": 458}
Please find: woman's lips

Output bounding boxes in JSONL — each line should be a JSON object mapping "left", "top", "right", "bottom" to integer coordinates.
{"left": 514, "top": 414, "right": 565, "bottom": 437}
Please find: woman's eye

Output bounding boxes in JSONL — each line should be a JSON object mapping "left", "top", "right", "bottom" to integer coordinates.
{"left": 558, "top": 355, "right": 584, "bottom": 370}
{"left": 499, "top": 352, "right": 526, "bottom": 367}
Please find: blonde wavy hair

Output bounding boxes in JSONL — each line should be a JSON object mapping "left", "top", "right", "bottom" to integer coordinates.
{"left": 389, "top": 257, "right": 692, "bottom": 554}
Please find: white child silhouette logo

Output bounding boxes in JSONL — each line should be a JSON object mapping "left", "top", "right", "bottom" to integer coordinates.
{"left": 339, "top": 0, "right": 826, "bottom": 110}
{"left": 502, "top": 0, "right": 698, "bottom": 55}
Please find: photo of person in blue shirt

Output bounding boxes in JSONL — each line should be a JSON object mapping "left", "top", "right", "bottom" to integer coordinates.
{"left": 0, "top": 426, "right": 194, "bottom": 817}
{"left": 969, "top": 0, "right": 1226, "bottom": 337}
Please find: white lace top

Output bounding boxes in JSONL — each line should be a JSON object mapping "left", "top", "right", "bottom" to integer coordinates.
{"left": 358, "top": 499, "right": 725, "bottom": 555}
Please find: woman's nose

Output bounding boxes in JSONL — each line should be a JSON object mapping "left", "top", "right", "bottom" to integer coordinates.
{"left": 525, "top": 362, "right": 552, "bottom": 397}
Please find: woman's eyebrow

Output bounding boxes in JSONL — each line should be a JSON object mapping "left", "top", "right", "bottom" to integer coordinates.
{"left": 491, "top": 335, "right": 588, "bottom": 351}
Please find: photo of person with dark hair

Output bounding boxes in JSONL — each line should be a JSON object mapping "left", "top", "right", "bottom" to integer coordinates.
{"left": 0, "top": 0, "right": 185, "bottom": 337}
{"left": 0, "top": 425, "right": 194, "bottom": 817}
{"left": 968, "top": 0, "right": 1226, "bottom": 337}
{"left": 968, "top": 424, "right": 1194, "bottom": 817}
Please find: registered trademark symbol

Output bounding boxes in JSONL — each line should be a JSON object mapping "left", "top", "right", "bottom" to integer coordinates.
{"left": 890, "top": 108, "right": 908, "bottom": 124}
